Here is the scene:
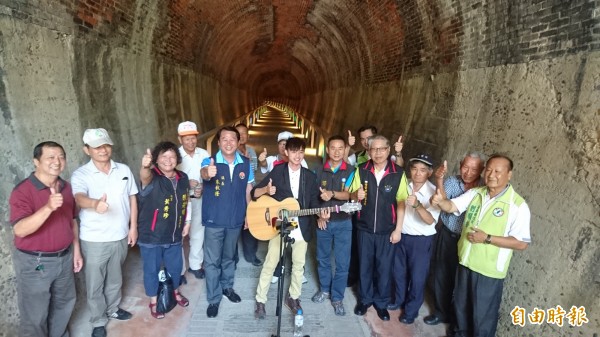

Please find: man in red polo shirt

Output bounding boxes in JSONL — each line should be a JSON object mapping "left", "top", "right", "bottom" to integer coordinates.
{"left": 9, "top": 141, "right": 83, "bottom": 337}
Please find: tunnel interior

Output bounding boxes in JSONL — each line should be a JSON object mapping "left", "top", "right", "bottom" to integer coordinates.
{"left": 0, "top": 0, "right": 599, "bottom": 335}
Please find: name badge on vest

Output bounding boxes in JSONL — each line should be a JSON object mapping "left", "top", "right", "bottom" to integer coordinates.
{"left": 493, "top": 207, "right": 504, "bottom": 217}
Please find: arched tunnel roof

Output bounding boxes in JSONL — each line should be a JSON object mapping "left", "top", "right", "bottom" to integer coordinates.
{"left": 69, "top": 0, "right": 459, "bottom": 100}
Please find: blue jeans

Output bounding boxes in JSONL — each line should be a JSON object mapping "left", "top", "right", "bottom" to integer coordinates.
{"left": 139, "top": 243, "right": 183, "bottom": 297}
{"left": 316, "top": 218, "right": 352, "bottom": 302}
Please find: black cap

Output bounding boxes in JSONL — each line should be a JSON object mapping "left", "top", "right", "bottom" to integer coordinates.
{"left": 409, "top": 153, "right": 434, "bottom": 167}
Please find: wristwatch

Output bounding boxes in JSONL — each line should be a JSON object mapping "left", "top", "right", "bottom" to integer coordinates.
{"left": 331, "top": 191, "right": 336, "bottom": 199}
{"left": 484, "top": 234, "right": 492, "bottom": 244}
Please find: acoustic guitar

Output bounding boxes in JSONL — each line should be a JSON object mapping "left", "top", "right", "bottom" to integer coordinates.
{"left": 246, "top": 195, "right": 362, "bottom": 241}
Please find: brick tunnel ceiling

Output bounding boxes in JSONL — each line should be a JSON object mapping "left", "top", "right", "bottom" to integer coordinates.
{"left": 126, "top": 0, "right": 449, "bottom": 100}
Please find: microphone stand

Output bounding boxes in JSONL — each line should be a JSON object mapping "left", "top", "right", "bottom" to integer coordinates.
{"left": 271, "top": 218, "right": 295, "bottom": 337}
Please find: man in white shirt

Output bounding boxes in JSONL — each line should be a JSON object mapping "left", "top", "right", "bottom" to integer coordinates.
{"left": 176, "top": 121, "right": 210, "bottom": 279}
{"left": 252, "top": 137, "right": 328, "bottom": 319}
{"left": 257, "top": 130, "right": 308, "bottom": 284}
{"left": 389, "top": 154, "right": 441, "bottom": 325}
{"left": 71, "top": 128, "right": 138, "bottom": 337}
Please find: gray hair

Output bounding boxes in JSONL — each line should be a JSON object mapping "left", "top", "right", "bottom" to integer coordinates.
{"left": 460, "top": 152, "right": 486, "bottom": 168}
{"left": 367, "top": 135, "right": 389, "bottom": 149}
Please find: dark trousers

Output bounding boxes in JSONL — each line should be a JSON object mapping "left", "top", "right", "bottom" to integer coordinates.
{"left": 204, "top": 227, "right": 242, "bottom": 304}
{"left": 13, "top": 248, "right": 75, "bottom": 337}
{"left": 357, "top": 230, "right": 395, "bottom": 308}
{"left": 454, "top": 265, "right": 504, "bottom": 337}
{"left": 432, "top": 226, "right": 460, "bottom": 322}
{"left": 139, "top": 243, "right": 183, "bottom": 297}
{"left": 240, "top": 228, "right": 258, "bottom": 261}
{"left": 392, "top": 234, "right": 434, "bottom": 319}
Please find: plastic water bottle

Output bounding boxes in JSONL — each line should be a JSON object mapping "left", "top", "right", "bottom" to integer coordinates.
{"left": 293, "top": 309, "right": 304, "bottom": 337}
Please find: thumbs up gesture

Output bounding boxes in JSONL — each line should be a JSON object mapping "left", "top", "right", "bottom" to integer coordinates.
{"left": 142, "top": 148, "right": 152, "bottom": 169}
{"left": 431, "top": 188, "right": 444, "bottom": 206}
{"left": 266, "top": 178, "right": 276, "bottom": 195}
{"left": 434, "top": 160, "right": 448, "bottom": 180}
{"left": 347, "top": 130, "right": 355, "bottom": 147}
{"left": 394, "top": 135, "right": 403, "bottom": 154}
{"left": 206, "top": 158, "right": 217, "bottom": 178}
{"left": 357, "top": 185, "right": 365, "bottom": 201}
{"left": 407, "top": 189, "right": 419, "bottom": 208}
{"left": 258, "top": 148, "right": 268, "bottom": 162}
{"left": 47, "top": 184, "right": 63, "bottom": 211}
{"left": 320, "top": 187, "right": 332, "bottom": 201}
{"left": 95, "top": 193, "right": 109, "bottom": 214}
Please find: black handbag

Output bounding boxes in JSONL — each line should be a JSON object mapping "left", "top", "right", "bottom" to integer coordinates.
{"left": 156, "top": 269, "right": 177, "bottom": 314}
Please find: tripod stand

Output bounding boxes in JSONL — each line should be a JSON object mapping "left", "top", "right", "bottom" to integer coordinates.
{"left": 271, "top": 219, "right": 295, "bottom": 337}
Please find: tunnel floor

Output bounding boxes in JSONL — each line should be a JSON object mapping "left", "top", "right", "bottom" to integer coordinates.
{"left": 67, "top": 110, "right": 447, "bottom": 337}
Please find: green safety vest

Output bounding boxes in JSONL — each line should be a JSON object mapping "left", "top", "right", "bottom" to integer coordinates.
{"left": 458, "top": 184, "right": 526, "bottom": 279}
{"left": 356, "top": 150, "right": 370, "bottom": 166}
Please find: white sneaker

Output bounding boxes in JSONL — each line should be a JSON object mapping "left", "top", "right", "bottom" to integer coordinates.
{"left": 302, "top": 275, "right": 308, "bottom": 284}
{"left": 271, "top": 276, "right": 279, "bottom": 284}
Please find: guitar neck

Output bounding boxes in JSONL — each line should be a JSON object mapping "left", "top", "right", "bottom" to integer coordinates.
{"left": 289, "top": 205, "right": 341, "bottom": 217}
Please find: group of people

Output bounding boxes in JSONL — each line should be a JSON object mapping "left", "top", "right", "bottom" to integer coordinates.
{"left": 8, "top": 121, "right": 531, "bottom": 337}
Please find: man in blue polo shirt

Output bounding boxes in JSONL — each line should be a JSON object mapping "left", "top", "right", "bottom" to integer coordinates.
{"left": 200, "top": 126, "right": 254, "bottom": 318}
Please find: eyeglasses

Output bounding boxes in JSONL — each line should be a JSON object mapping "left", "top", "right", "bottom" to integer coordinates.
{"left": 370, "top": 146, "right": 389, "bottom": 153}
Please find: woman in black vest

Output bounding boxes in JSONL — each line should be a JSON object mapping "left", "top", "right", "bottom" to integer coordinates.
{"left": 138, "top": 141, "right": 192, "bottom": 319}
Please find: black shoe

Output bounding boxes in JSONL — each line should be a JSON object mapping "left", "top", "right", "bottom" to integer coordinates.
{"left": 91, "top": 326, "right": 106, "bottom": 337}
{"left": 109, "top": 308, "right": 132, "bottom": 320}
{"left": 424, "top": 314, "right": 442, "bottom": 325}
{"left": 399, "top": 315, "right": 415, "bottom": 324}
{"left": 387, "top": 303, "right": 400, "bottom": 310}
{"left": 375, "top": 307, "right": 390, "bottom": 321}
{"left": 446, "top": 324, "right": 457, "bottom": 337}
{"left": 179, "top": 275, "right": 187, "bottom": 286}
{"left": 222, "top": 288, "right": 241, "bottom": 303}
{"left": 207, "top": 303, "right": 219, "bottom": 318}
{"left": 188, "top": 268, "right": 205, "bottom": 279}
{"left": 251, "top": 257, "right": 264, "bottom": 266}
{"left": 353, "top": 302, "right": 371, "bottom": 316}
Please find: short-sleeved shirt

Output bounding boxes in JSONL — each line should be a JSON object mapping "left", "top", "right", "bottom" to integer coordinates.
{"left": 451, "top": 185, "right": 531, "bottom": 243}
{"left": 239, "top": 146, "right": 258, "bottom": 173}
{"left": 440, "top": 175, "right": 480, "bottom": 234}
{"left": 9, "top": 174, "right": 76, "bottom": 251}
{"left": 178, "top": 146, "right": 210, "bottom": 182}
{"left": 71, "top": 160, "right": 138, "bottom": 242}
{"left": 401, "top": 180, "right": 441, "bottom": 236}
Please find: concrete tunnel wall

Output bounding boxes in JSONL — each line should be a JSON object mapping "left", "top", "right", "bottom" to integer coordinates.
{"left": 0, "top": 1, "right": 598, "bottom": 336}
